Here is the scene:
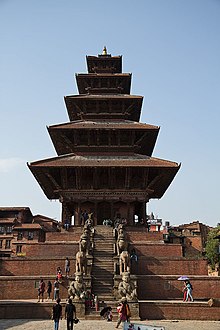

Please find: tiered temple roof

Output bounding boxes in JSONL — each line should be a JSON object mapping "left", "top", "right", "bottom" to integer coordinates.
{"left": 28, "top": 48, "right": 180, "bottom": 225}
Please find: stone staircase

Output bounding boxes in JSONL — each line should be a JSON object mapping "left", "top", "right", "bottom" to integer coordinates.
{"left": 91, "top": 226, "right": 115, "bottom": 302}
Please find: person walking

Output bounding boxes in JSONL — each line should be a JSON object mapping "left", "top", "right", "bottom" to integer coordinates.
{"left": 115, "top": 298, "right": 131, "bottom": 328}
{"left": 37, "top": 278, "right": 45, "bottom": 302}
{"left": 54, "top": 277, "right": 60, "bottom": 301}
{"left": 52, "top": 298, "right": 62, "bottom": 330}
{"left": 65, "top": 257, "right": 70, "bottom": 278}
{"left": 47, "top": 280, "right": 52, "bottom": 301}
{"left": 185, "top": 280, "right": 194, "bottom": 301}
{"left": 65, "top": 298, "right": 76, "bottom": 330}
{"left": 182, "top": 281, "right": 187, "bottom": 301}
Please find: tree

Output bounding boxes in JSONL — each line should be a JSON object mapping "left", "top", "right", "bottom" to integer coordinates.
{"left": 205, "top": 227, "right": 220, "bottom": 270}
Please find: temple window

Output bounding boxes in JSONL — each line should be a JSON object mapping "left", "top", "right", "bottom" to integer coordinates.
{"left": 79, "top": 130, "right": 87, "bottom": 145}
{"left": 0, "top": 240, "right": 2, "bottom": 248}
{"left": 17, "top": 232, "right": 23, "bottom": 240}
{"left": 120, "top": 132, "right": 129, "bottom": 145}
{"left": 110, "top": 131, "right": 117, "bottom": 145}
{"left": 100, "top": 131, "right": 108, "bottom": 145}
{"left": 16, "top": 245, "right": 22, "bottom": 254}
{"left": 5, "top": 240, "right": 11, "bottom": 249}
{"left": 6, "top": 226, "right": 12, "bottom": 234}
{"left": 0, "top": 226, "right": 5, "bottom": 234}
{"left": 28, "top": 232, "right": 34, "bottom": 240}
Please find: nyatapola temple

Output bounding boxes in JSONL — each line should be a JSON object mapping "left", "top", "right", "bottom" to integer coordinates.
{"left": 0, "top": 49, "right": 219, "bottom": 321}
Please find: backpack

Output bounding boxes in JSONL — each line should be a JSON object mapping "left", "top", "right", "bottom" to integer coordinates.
{"left": 126, "top": 304, "right": 131, "bottom": 318}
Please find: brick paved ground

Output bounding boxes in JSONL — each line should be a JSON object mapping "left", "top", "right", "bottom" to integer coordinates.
{"left": 1, "top": 319, "right": 220, "bottom": 330}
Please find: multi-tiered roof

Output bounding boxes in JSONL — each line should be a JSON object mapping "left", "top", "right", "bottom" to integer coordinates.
{"left": 28, "top": 48, "right": 180, "bottom": 225}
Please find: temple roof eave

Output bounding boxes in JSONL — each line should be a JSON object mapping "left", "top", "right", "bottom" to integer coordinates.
{"left": 27, "top": 160, "right": 180, "bottom": 201}
{"left": 64, "top": 94, "right": 143, "bottom": 101}
{"left": 48, "top": 120, "right": 160, "bottom": 130}
{"left": 28, "top": 153, "right": 180, "bottom": 168}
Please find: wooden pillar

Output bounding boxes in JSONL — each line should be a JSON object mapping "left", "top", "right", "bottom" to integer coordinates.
{"left": 61, "top": 202, "right": 71, "bottom": 226}
{"left": 110, "top": 202, "right": 114, "bottom": 222}
{"left": 74, "top": 203, "right": 81, "bottom": 226}
{"left": 94, "top": 201, "right": 98, "bottom": 226}
{"left": 127, "top": 202, "right": 131, "bottom": 225}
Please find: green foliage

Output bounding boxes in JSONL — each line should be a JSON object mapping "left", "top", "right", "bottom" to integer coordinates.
{"left": 205, "top": 227, "right": 220, "bottom": 270}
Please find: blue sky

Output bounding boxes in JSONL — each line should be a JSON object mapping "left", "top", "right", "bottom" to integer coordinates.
{"left": 0, "top": 0, "right": 220, "bottom": 227}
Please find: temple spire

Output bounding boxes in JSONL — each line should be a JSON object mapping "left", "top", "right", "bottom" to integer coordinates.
{"left": 102, "top": 46, "right": 107, "bottom": 55}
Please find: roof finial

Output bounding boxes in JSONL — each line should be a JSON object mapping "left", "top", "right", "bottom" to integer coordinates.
{"left": 102, "top": 46, "right": 107, "bottom": 55}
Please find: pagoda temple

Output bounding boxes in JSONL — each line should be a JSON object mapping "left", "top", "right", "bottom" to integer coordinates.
{"left": 28, "top": 48, "right": 180, "bottom": 226}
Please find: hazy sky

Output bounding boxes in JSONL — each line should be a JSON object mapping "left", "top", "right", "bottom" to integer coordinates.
{"left": 0, "top": 0, "right": 219, "bottom": 227}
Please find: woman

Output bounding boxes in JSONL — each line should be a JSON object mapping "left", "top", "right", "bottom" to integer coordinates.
{"left": 115, "top": 298, "right": 131, "bottom": 328}
{"left": 47, "top": 280, "right": 52, "bottom": 301}
{"left": 185, "top": 280, "right": 194, "bottom": 302}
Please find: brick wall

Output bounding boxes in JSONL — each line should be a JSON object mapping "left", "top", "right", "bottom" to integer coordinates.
{"left": 23, "top": 242, "right": 79, "bottom": 257}
{"left": 133, "top": 243, "right": 183, "bottom": 257}
{"left": 0, "top": 275, "right": 91, "bottom": 300}
{"left": 0, "top": 258, "right": 76, "bottom": 276}
{"left": 127, "top": 231, "right": 164, "bottom": 242}
{"left": 139, "top": 301, "right": 220, "bottom": 320}
{"left": 46, "top": 231, "right": 81, "bottom": 241}
{"left": 0, "top": 300, "right": 86, "bottom": 319}
{"left": 131, "top": 257, "right": 208, "bottom": 275}
{"left": 138, "top": 275, "right": 220, "bottom": 300}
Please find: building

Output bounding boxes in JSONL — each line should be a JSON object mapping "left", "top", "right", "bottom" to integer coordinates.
{"left": 28, "top": 47, "right": 180, "bottom": 226}
{"left": 168, "top": 221, "right": 211, "bottom": 257}
{"left": 0, "top": 207, "right": 59, "bottom": 257}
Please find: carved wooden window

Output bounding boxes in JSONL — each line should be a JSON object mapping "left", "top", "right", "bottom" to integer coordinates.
{"left": 0, "top": 226, "right": 5, "bottom": 234}
{"left": 17, "top": 232, "right": 23, "bottom": 240}
{"left": 5, "top": 240, "right": 11, "bottom": 249}
{"left": 79, "top": 130, "right": 87, "bottom": 145}
{"left": 81, "top": 168, "right": 93, "bottom": 189}
{"left": 99, "top": 131, "right": 108, "bottom": 145}
{"left": 16, "top": 245, "right": 22, "bottom": 254}
{"left": 89, "top": 130, "right": 96, "bottom": 145}
{"left": 6, "top": 226, "right": 12, "bottom": 234}
{"left": 130, "top": 168, "right": 143, "bottom": 189}
{"left": 67, "top": 169, "right": 76, "bottom": 189}
{"left": 114, "top": 168, "right": 125, "bottom": 188}
{"left": 28, "top": 232, "right": 34, "bottom": 240}
{"left": 99, "top": 168, "right": 109, "bottom": 188}
{"left": 110, "top": 131, "right": 117, "bottom": 145}
{"left": 120, "top": 132, "right": 129, "bottom": 145}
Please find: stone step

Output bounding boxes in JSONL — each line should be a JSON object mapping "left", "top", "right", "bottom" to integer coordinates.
{"left": 93, "top": 249, "right": 114, "bottom": 253}
{"left": 92, "top": 261, "right": 114, "bottom": 266}
{"left": 92, "top": 269, "right": 114, "bottom": 275}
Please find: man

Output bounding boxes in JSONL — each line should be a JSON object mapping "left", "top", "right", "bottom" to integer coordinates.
{"left": 52, "top": 298, "right": 62, "bottom": 330}
{"left": 65, "top": 298, "right": 76, "bottom": 330}
{"left": 65, "top": 257, "right": 70, "bottom": 278}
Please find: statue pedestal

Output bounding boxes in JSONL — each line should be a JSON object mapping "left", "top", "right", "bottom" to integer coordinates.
{"left": 129, "top": 301, "right": 140, "bottom": 320}
{"left": 73, "top": 300, "right": 85, "bottom": 318}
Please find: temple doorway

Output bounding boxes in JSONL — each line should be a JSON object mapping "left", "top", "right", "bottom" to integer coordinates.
{"left": 97, "top": 201, "right": 111, "bottom": 225}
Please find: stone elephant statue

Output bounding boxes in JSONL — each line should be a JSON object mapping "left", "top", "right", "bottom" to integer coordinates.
{"left": 75, "top": 251, "right": 87, "bottom": 275}
{"left": 116, "top": 228, "right": 128, "bottom": 255}
{"left": 79, "top": 230, "right": 90, "bottom": 255}
{"left": 119, "top": 250, "right": 130, "bottom": 275}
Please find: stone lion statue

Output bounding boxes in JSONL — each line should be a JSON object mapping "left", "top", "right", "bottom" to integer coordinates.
{"left": 118, "top": 272, "right": 137, "bottom": 301}
{"left": 68, "top": 273, "right": 86, "bottom": 300}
